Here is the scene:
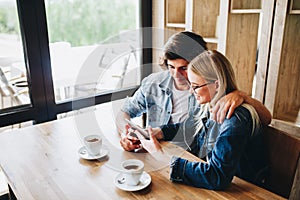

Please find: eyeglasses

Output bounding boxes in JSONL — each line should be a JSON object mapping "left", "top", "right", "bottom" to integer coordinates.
{"left": 190, "top": 82, "right": 214, "bottom": 93}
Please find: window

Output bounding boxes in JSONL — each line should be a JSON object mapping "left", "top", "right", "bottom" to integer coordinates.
{"left": 0, "top": 0, "right": 30, "bottom": 110}
{"left": 0, "top": 0, "right": 152, "bottom": 127}
{"left": 45, "top": 0, "right": 141, "bottom": 102}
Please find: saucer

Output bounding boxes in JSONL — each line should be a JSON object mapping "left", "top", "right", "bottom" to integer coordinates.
{"left": 78, "top": 146, "right": 109, "bottom": 160}
{"left": 114, "top": 171, "right": 151, "bottom": 191}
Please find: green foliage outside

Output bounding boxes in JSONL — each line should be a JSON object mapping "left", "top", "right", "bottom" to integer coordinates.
{"left": 0, "top": 0, "right": 136, "bottom": 46}
{"left": 0, "top": 6, "right": 19, "bottom": 34}
{"left": 45, "top": 0, "right": 136, "bottom": 46}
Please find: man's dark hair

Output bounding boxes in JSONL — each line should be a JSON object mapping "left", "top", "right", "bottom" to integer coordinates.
{"left": 163, "top": 31, "right": 208, "bottom": 67}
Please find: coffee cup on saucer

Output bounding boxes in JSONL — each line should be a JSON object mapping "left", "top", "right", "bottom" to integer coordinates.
{"left": 84, "top": 134, "right": 102, "bottom": 156}
{"left": 121, "top": 159, "right": 144, "bottom": 186}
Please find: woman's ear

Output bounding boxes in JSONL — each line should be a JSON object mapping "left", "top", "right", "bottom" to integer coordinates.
{"left": 215, "top": 80, "right": 219, "bottom": 89}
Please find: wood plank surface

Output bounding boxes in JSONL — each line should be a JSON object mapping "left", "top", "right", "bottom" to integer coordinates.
{"left": 0, "top": 100, "right": 286, "bottom": 200}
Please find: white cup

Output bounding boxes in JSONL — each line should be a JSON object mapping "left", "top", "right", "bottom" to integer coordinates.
{"left": 84, "top": 135, "right": 102, "bottom": 156}
{"left": 121, "top": 159, "right": 144, "bottom": 186}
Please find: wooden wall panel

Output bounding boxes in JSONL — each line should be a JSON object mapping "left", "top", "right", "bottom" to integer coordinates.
{"left": 264, "top": 0, "right": 300, "bottom": 133}
{"left": 206, "top": 43, "right": 218, "bottom": 50}
{"left": 166, "top": 27, "right": 185, "bottom": 33}
{"left": 225, "top": 14, "right": 260, "bottom": 95}
{"left": 193, "top": 0, "right": 219, "bottom": 37}
{"left": 274, "top": 14, "right": 300, "bottom": 123}
{"left": 153, "top": 0, "right": 165, "bottom": 73}
{"left": 265, "top": 0, "right": 288, "bottom": 115}
{"left": 231, "top": 0, "right": 261, "bottom": 10}
{"left": 290, "top": 0, "right": 300, "bottom": 11}
{"left": 166, "top": 0, "right": 185, "bottom": 24}
{"left": 254, "top": 0, "right": 275, "bottom": 101}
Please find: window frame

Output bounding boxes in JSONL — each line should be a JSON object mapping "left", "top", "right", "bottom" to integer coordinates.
{"left": 0, "top": 0, "right": 152, "bottom": 127}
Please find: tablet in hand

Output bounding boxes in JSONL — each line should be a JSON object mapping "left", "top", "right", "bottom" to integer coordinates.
{"left": 125, "top": 119, "right": 149, "bottom": 139}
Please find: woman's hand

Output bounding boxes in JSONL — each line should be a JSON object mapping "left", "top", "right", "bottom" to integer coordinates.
{"left": 134, "top": 126, "right": 162, "bottom": 154}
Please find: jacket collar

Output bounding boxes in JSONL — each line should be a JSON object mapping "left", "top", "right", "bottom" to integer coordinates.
{"left": 158, "top": 71, "right": 173, "bottom": 96}
{"left": 200, "top": 104, "right": 211, "bottom": 125}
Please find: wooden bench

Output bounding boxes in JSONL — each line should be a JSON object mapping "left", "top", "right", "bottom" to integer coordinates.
{"left": 262, "top": 125, "right": 300, "bottom": 199}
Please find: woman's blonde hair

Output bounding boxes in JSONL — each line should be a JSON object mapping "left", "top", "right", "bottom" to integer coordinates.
{"left": 189, "top": 50, "right": 237, "bottom": 106}
{"left": 189, "top": 50, "right": 260, "bottom": 134}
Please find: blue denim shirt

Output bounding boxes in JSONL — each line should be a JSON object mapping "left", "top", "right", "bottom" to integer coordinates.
{"left": 163, "top": 106, "right": 268, "bottom": 190}
{"left": 122, "top": 71, "right": 202, "bottom": 149}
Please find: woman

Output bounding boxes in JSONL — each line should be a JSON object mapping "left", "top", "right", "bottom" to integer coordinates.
{"left": 136, "top": 50, "right": 268, "bottom": 190}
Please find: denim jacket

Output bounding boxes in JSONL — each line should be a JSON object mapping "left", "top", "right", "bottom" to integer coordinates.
{"left": 163, "top": 106, "right": 268, "bottom": 190}
{"left": 122, "top": 71, "right": 202, "bottom": 149}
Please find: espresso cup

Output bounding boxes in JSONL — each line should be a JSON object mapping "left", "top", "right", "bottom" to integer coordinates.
{"left": 84, "top": 135, "right": 102, "bottom": 156}
{"left": 121, "top": 159, "right": 144, "bottom": 186}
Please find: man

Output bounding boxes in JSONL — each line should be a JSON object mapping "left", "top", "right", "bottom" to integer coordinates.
{"left": 117, "top": 31, "right": 271, "bottom": 152}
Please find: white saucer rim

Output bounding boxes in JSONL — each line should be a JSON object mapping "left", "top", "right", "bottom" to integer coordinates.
{"left": 114, "top": 171, "right": 151, "bottom": 191}
{"left": 78, "top": 146, "right": 109, "bottom": 160}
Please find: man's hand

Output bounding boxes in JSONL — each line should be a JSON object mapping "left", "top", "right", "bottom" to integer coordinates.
{"left": 119, "top": 125, "right": 142, "bottom": 151}
{"left": 212, "top": 90, "right": 272, "bottom": 125}
{"left": 212, "top": 90, "right": 244, "bottom": 123}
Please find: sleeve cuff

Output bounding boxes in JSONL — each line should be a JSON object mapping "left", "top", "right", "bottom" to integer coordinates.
{"left": 160, "top": 124, "right": 178, "bottom": 141}
{"left": 170, "top": 156, "right": 187, "bottom": 182}
{"left": 160, "top": 125, "right": 168, "bottom": 140}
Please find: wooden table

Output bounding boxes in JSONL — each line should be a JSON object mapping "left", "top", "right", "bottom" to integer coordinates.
{"left": 0, "top": 100, "right": 285, "bottom": 200}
